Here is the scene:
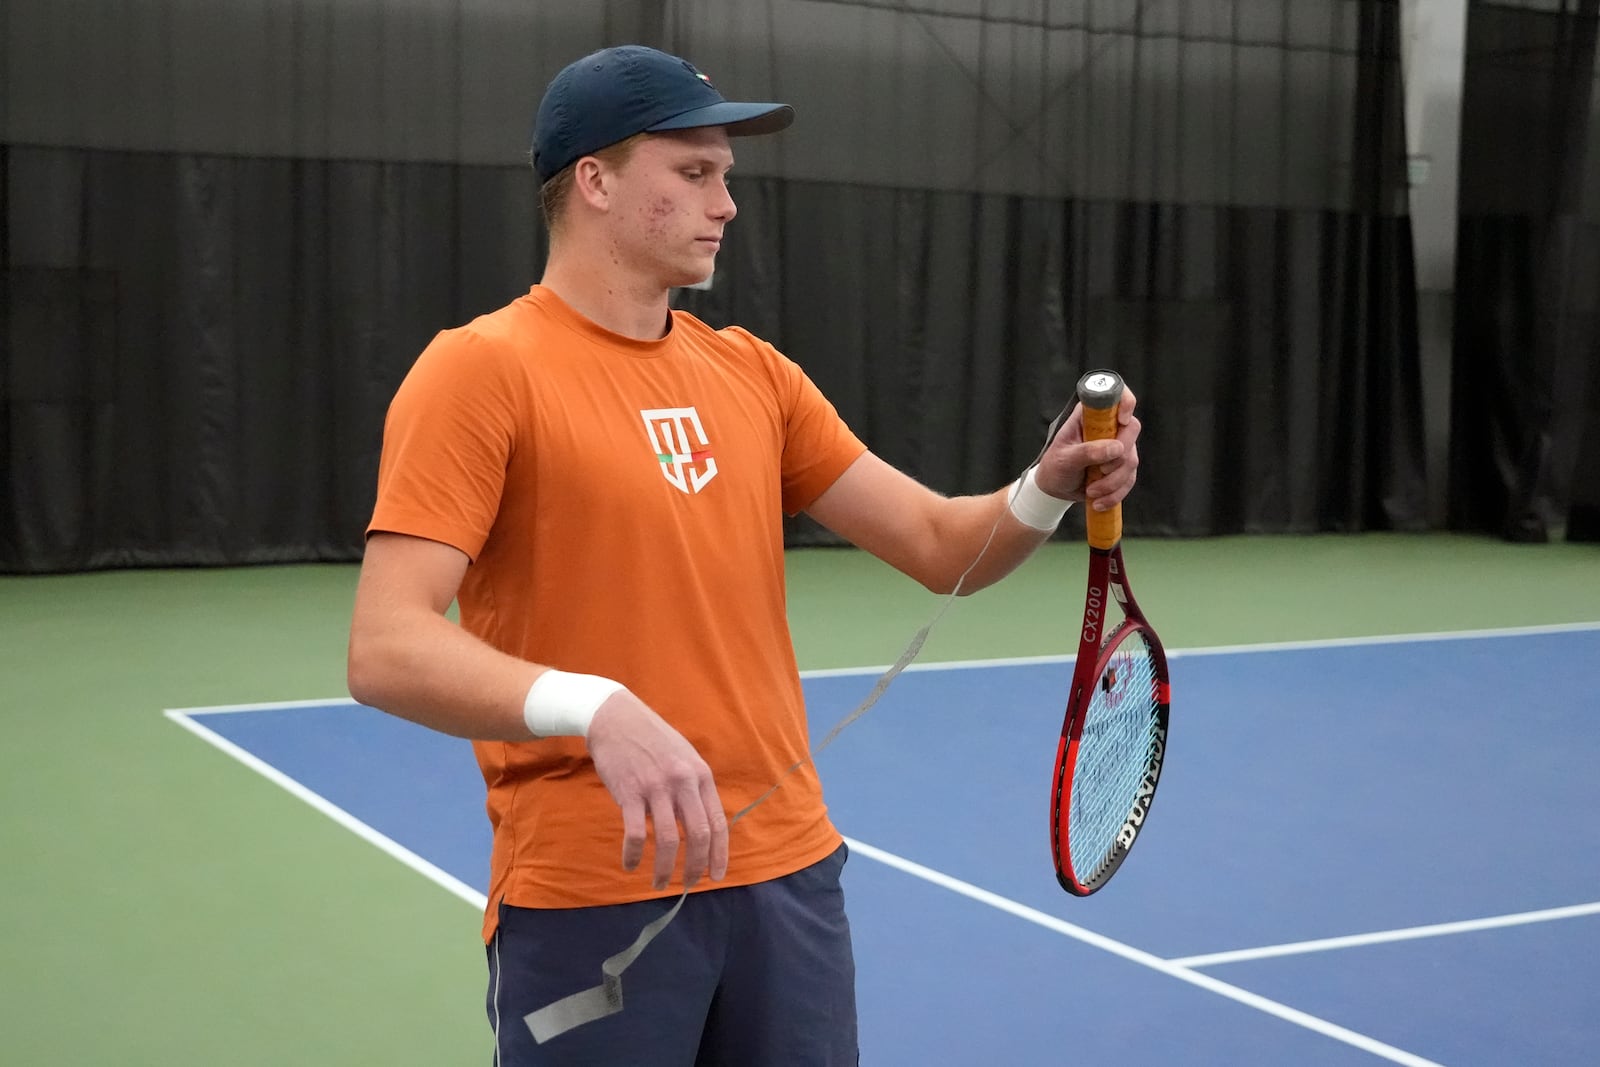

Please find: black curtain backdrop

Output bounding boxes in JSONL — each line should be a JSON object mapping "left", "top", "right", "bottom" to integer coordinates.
{"left": 2, "top": 0, "right": 1425, "bottom": 572}
{"left": 1450, "top": 0, "right": 1600, "bottom": 542}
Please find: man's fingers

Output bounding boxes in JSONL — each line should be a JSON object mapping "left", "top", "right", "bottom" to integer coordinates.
{"left": 1032, "top": 386, "right": 1140, "bottom": 506}
{"left": 1086, "top": 414, "right": 1141, "bottom": 476}
{"left": 676, "top": 782, "right": 712, "bottom": 890}
{"left": 701, "top": 777, "right": 729, "bottom": 882}
{"left": 1087, "top": 440, "right": 1125, "bottom": 465}
{"left": 1056, "top": 403, "right": 1084, "bottom": 445}
{"left": 1087, "top": 445, "right": 1140, "bottom": 510}
{"left": 647, "top": 790, "right": 680, "bottom": 890}
{"left": 587, "top": 695, "right": 726, "bottom": 890}
{"left": 1088, "top": 413, "right": 1140, "bottom": 457}
{"left": 618, "top": 797, "right": 647, "bottom": 872}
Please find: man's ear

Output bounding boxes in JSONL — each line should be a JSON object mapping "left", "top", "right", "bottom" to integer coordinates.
{"left": 571, "top": 157, "right": 610, "bottom": 212}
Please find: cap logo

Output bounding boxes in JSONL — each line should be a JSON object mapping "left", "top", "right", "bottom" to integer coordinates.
{"left": 682, "top": 60, "right": 715, "bottom": 89}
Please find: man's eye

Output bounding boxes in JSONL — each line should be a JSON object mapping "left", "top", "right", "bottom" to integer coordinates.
{"left": 683, "top": 170, "right": 704, "bottom": 181}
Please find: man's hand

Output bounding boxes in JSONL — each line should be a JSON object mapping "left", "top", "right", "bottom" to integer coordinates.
{"left": 586, "top": 693, "right": 729, "bottom": 891}
{"left": 1033, "top": 386, "right": 1142, "bottom": 510}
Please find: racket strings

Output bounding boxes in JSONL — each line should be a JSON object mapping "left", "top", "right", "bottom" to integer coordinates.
{"left": 1066, "top": 633, "right": 1161, "bottom": 881}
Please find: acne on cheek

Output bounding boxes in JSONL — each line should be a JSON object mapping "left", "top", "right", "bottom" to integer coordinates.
{"left": 634, "top": 196, "right": 679, "bottom": 239}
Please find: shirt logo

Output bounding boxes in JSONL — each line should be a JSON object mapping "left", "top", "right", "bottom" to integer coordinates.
{"left": 641, "top": 406, "right": 718, "bottom": 494}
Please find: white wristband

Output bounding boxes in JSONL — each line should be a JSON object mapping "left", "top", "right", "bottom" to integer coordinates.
{"left": 522, "top": 670, "right": 625, "bottom": 738}
{"left": 1007, "top": 466, "right": 1073, "bottom": 531}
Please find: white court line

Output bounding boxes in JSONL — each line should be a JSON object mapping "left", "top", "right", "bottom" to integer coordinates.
{"left": 799, "top": 619, "right": 1600, "bottom": 678}
{"left": 163, "top": 708, "right": 489, "bottom": 911}
{"left": 842, "top": 837, "right": 1446, "bottom": 1067}
{"left": 167, "top": 697, "right": 359, "bottom": 715}
{"left": 1168, "top": 901, "right": 1600, "bottom": 968}
{"left": 161, "top": 619, "right": 1600, "bottom": 709}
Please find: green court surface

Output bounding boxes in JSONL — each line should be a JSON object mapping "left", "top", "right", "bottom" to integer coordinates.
{"left": 2, "top": 534, "right": 1596, "bottom": 1065}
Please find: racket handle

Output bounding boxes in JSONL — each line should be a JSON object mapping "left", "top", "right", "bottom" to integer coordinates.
{"left": 1076, "top": 370, "right": 1124, "bottom": 550}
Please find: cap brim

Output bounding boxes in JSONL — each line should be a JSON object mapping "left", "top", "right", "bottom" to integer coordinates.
{"left": 646, "top": 101, "right": 794, "bottom": 137}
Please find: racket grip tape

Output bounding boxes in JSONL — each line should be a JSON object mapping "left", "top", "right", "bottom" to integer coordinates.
{"left": 1076, "top": 370, "right": 1124, "bottom": 550}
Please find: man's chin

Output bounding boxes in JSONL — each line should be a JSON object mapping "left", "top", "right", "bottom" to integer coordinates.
{"left": 668, "top": 265, "right": 716, "bottom": 291}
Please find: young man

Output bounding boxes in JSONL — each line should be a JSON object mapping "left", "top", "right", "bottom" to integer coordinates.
{"left": 347, "top": 44, "right": 1141, "bottom": 1066}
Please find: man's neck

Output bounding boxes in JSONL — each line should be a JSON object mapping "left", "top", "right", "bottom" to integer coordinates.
{"left": 538, "top": 254, "right": 673, "bottom": 341}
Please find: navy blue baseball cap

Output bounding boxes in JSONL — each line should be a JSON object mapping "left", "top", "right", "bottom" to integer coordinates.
{"left": 532, "top": 45, "right": 794, "bottom": 182}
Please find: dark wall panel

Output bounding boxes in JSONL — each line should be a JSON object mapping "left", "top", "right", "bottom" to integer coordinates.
{"left": 1449, "top": 0, "right": 1600, "bottom": 541}
{"left": 3, "top": 1, "right": 1428, "bottom": 570}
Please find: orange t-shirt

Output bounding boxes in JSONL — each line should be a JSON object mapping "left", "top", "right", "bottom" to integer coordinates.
{"left": 368, "top": 286, "right": 867, "bottom": 938}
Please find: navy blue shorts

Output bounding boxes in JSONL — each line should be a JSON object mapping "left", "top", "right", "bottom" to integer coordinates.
{"left": 486, "top": 843, "right": 858, "bottom": 1066}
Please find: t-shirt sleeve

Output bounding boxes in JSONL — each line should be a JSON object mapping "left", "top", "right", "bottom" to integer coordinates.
{"left": 727, "top": 327, "right": 868, "bottom": 515}
{"left": 366, "top": 326, "right": 520, "bottom": 561}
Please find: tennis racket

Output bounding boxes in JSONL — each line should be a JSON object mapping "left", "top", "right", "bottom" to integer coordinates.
{"left": 1050, "top": 369, "right": 1171, "bottom": 896}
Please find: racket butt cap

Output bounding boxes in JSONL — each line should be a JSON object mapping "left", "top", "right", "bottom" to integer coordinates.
{"left": 1076, "top": 369, "right": 1124, "bottom": 415}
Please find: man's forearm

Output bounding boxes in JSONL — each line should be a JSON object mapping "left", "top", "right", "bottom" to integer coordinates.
{"left": 347, "top": 608, "right": 545, "bottom": 741}
{"left": 926, "top": 484, "right": 1060, "bottom": 595}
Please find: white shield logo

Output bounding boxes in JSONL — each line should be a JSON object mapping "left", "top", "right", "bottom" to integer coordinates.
{"left": 640, "top": 406, "right": 718, "bottom": 494}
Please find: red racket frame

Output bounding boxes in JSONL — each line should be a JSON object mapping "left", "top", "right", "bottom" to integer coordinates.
{"left": 1050, "top": 541, "right": 1171, "bottom": 895}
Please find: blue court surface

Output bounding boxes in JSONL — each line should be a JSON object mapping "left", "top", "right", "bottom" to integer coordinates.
{"left": 168, "top": 625, "right": 1600, "bottom": 1066}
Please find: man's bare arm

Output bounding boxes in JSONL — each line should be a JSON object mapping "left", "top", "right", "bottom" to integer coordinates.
{"left": 347, "top": 532, "right": 537, "bottom": 739}
{"left": 347, "top": 532, "right": 727, "bottom": 888}
{"left": 805, "top": 392, "right": 1141, "bottom": 594}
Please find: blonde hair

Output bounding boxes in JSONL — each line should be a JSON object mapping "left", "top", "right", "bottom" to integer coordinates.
{"left": 538, "top": 133, "right": 651, "bottom": 235}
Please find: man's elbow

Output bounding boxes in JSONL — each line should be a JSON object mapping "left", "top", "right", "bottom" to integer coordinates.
{"left": 346, "top": 630, "right": 388, "bottom": 709}
{"left": 917, "top": 564, "right": 982, "bottom": 597}
{"left": 927, "top": 578, "right": 983, "bottom": 597}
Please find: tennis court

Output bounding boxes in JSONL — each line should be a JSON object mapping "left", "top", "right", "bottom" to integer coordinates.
{"left": 165, "top": 622, "right": 1600, "bottom": 1066}
{"left": 6, "top": 534, "right": 1593, "bottom": 1065}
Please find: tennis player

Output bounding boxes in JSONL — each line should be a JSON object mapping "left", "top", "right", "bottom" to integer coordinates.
{"left": 347, "top": 44, "right": 1141, "bottom": 1066}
